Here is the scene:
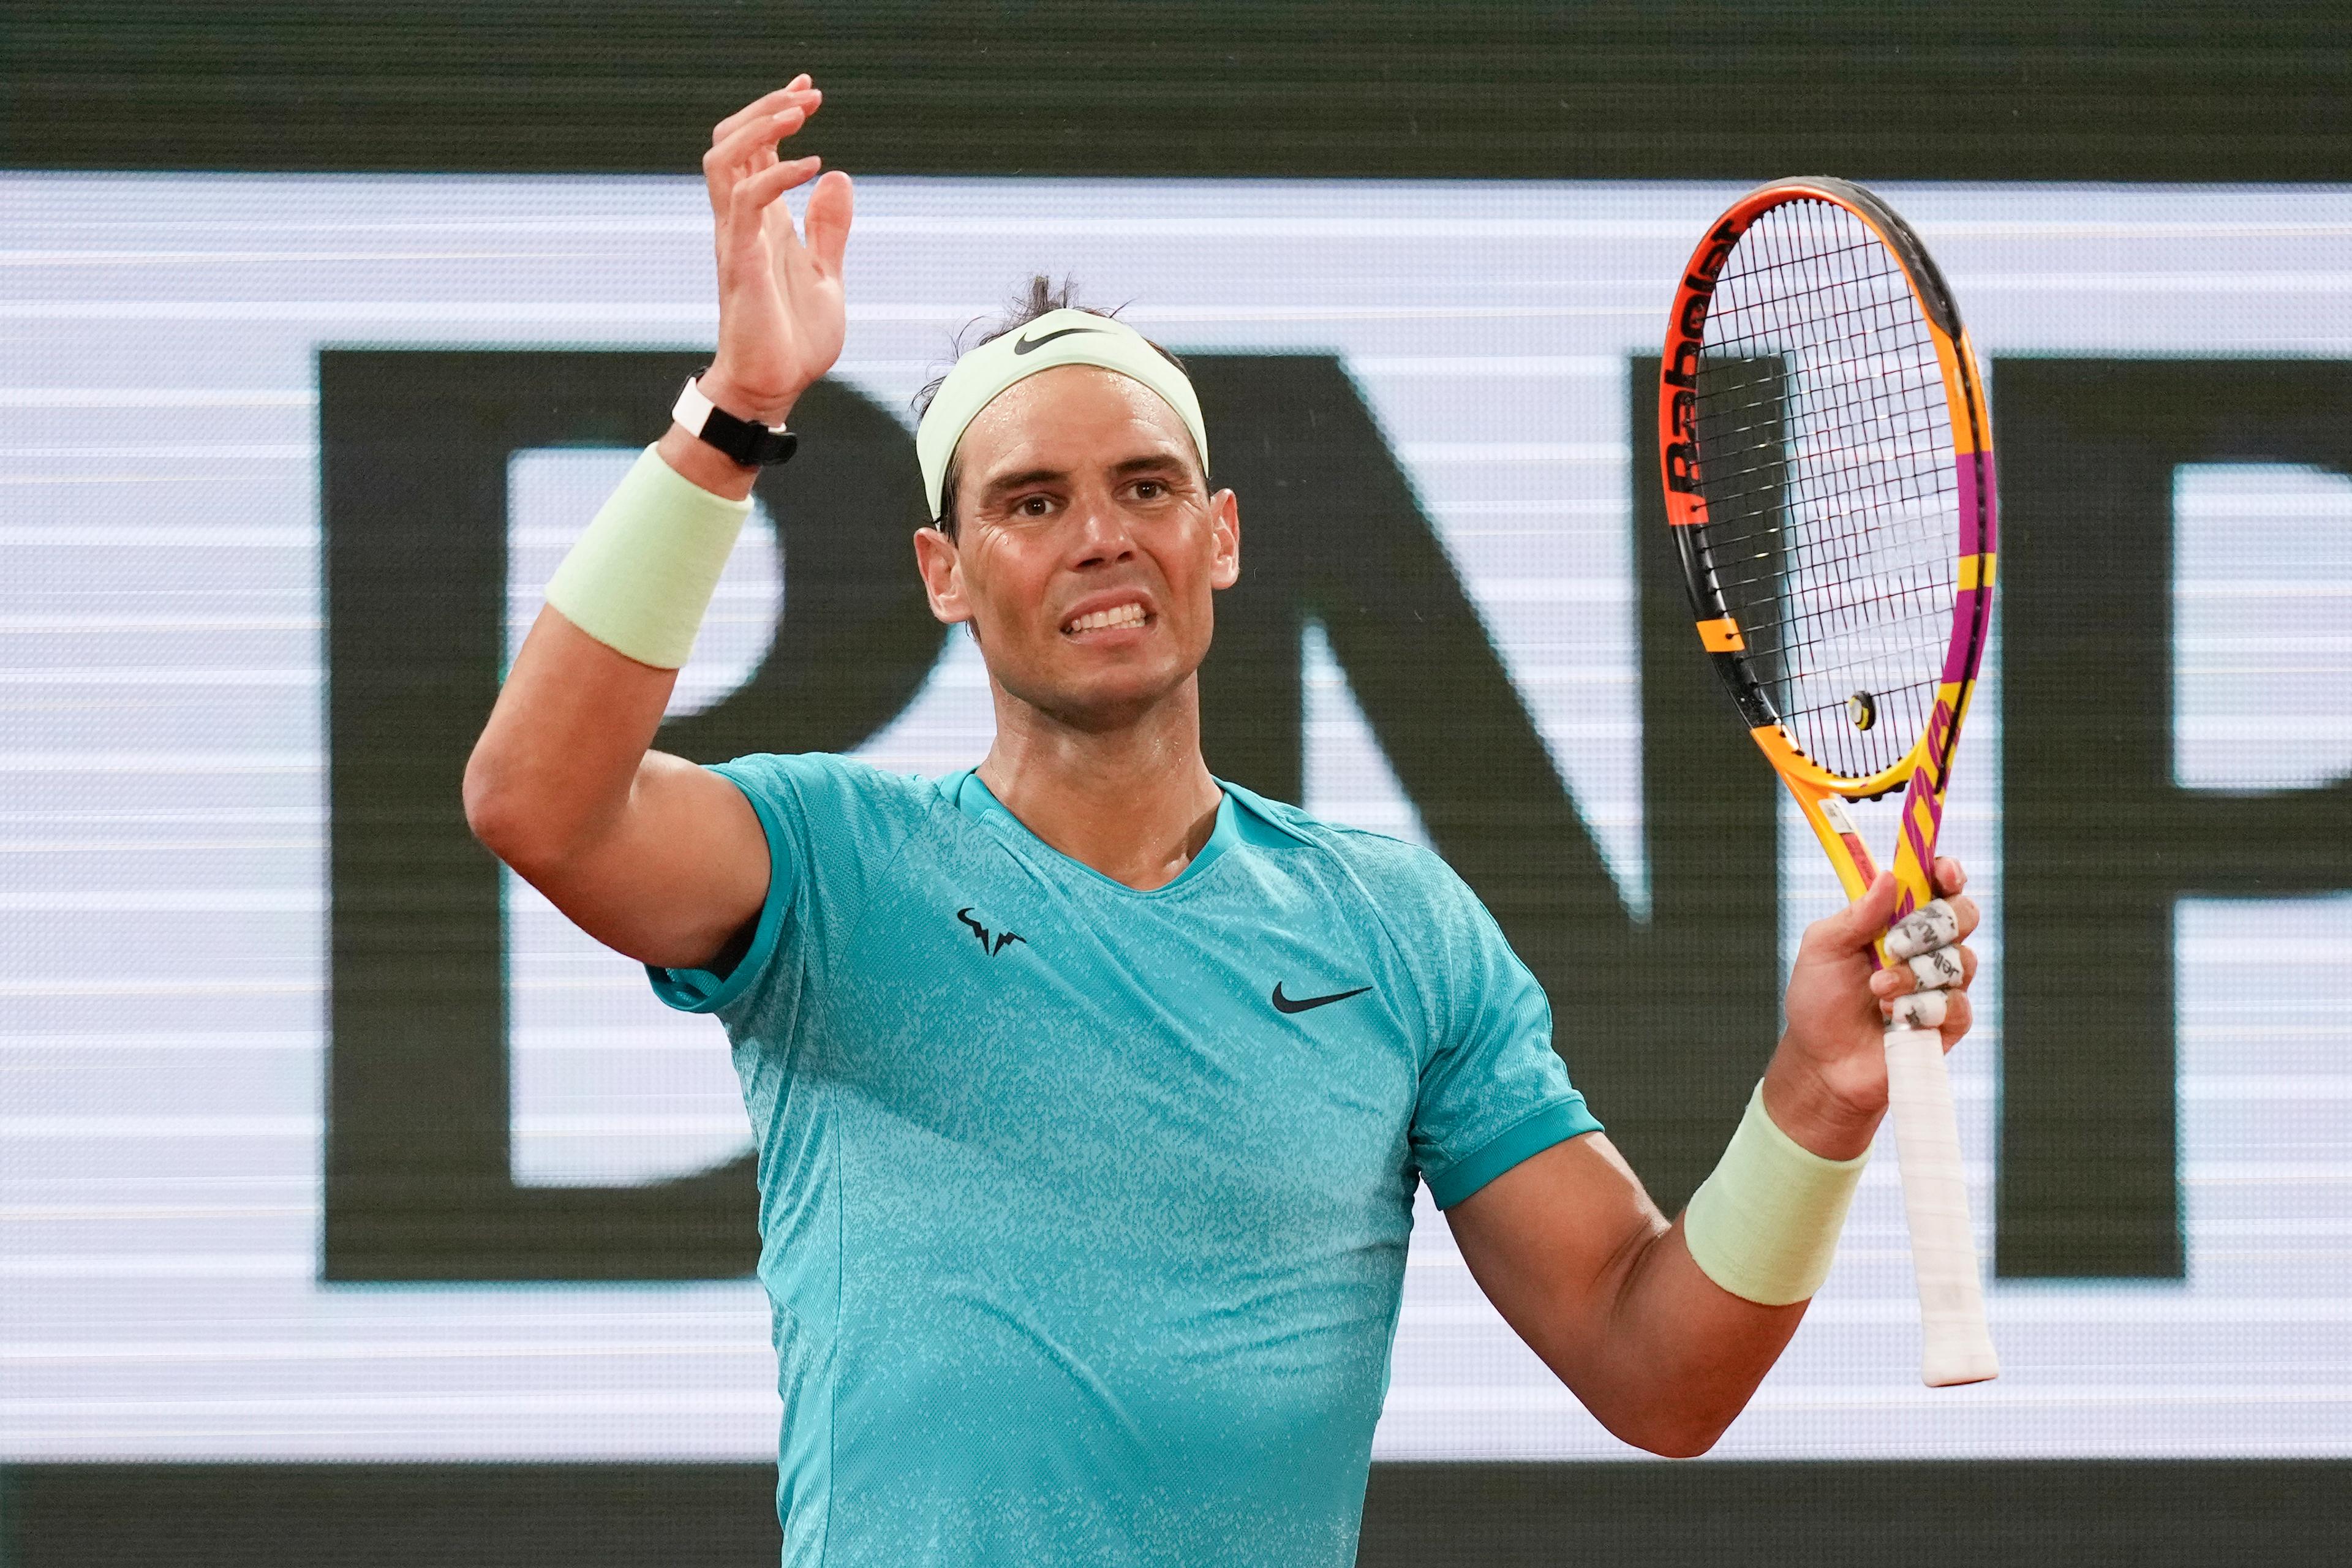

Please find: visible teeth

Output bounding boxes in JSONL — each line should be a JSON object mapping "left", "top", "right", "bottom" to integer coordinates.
{"left": 1066, "top": 603, "right": 1147, "bottom": 633}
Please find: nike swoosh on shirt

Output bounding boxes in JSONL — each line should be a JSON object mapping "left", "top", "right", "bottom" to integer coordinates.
{"left": 1270, "top": 982, "right": 1373, "bottom": 1015}
{"left": 1012, "top": 325, "right": 1109, "bottom": 355}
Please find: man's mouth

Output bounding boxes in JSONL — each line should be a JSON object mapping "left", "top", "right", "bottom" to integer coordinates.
{"left": 1061, "top": 603, "right": 1149, "bottom": 636}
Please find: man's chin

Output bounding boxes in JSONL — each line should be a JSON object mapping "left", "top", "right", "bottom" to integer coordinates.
{"left": 1007, "top": 658, "right": 1196, "bottom": 732}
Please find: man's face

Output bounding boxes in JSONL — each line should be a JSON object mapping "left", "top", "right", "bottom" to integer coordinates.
{"left": 913, "top": 365, "right": 1240, "bottom": 728}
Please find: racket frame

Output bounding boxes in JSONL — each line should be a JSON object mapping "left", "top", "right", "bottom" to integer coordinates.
{"left": 1664, "top": 176, "right": 1996, "bottom": 921}
{"left": 1658, "top": 176, "right": 2001, "bottom": 1387}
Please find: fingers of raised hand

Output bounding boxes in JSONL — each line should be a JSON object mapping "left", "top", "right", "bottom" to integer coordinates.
{"left": 798, "top": 170, "right": 854, "bottom": 277}
{"left": 1933, "top": 854, "right": 1968, "bottom": 897}
{"left": 712, "top": 77, "right": 816, "bottom": 144}
{"left": 705, "top": 102, "right": 815, "bottom": 188}
{"left": 731, "top": 156, "right": 823, "bottom": 224}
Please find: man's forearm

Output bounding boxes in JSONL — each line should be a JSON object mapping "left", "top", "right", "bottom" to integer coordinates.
{"left": 1446, "top": 1131, "right": 1811, "bottom": 1458}
{"left": 464, "top": 442, "right": 749, "bottom": 865}
{"left": 1581, "top": 1216, "right": 1811, "bottom": 1458}
{"left": 1446, "top": 1112, "right": 1861, "bottom": 1458}
{"left": 1580, "top": 1077, "right": 1872, "bottom": 1452}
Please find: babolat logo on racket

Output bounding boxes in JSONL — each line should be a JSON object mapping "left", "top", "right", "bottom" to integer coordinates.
{"left": 1661, "top": 220, "right": 1738, "bottom": 496}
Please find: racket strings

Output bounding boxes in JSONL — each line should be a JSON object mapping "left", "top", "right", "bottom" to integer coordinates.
{"left": 1687, "top": 197, "right": 1958, "bottom": 780}
{"left": 1706, "top": 521, "right": 1951, "bottom": 597}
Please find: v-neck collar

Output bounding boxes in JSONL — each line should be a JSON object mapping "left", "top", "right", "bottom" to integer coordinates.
{"left": 944, "top": 769, "right": 1237, "bottom": 896}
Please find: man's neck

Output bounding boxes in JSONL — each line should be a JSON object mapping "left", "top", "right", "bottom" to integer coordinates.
{"left": 976, "top": 680, "right": 1223, "bottom": 891}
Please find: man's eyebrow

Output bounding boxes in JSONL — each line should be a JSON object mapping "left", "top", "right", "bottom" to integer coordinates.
{"left": 976, "top": 450, "right": 1194, "bottom": 502}
{"left": 1108, "top": 452, "right": 1192, "bottom": 477}
{"left": 976, "top": 466, "right": 1068, "bottom": 500}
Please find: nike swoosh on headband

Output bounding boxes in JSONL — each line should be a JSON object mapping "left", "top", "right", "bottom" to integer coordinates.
{"left": 1012, "top": 325, "right": 1109, "bottom": 355}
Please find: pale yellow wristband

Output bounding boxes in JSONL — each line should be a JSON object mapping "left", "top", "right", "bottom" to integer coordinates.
{"left": 541, "top": 445, "right": 754, "bottom": 669}
{"left": 1683, "top": 1080, "right": 1869, "bottom": 1306}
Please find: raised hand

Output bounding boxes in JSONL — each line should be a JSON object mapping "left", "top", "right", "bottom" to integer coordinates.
{"left": 695, "top": 75, "right": 854, "bottom": 426}
{"left": 1763, "top": 858, "right": 1980, "bottom": 1160}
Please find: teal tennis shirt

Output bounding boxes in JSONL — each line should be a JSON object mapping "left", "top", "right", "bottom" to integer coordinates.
{"left": 647, "top": 753, "right": 1600, "bottom": 1567}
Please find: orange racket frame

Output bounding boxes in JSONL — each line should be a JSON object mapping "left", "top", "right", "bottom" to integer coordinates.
{"left": 1659, "top": 177, "right": 2000, "bottom": 1386}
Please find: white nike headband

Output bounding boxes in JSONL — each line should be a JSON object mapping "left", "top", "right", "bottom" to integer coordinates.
{"left": 914, "top": 308, "right": 1210, "bottom": 520}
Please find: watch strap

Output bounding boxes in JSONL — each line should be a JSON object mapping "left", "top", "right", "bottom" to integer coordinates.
{"left": 673, "top": 374, "right": 797, "bottom": 467}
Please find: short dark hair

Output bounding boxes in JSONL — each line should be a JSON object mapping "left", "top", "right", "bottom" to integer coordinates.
{"left": 916, "top": 274, "right": 1190, "bottom": 538}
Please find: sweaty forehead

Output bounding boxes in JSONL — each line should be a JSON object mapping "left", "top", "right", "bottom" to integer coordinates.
{"left": 957, "top": 365, "right": 1202, "bottom": 488}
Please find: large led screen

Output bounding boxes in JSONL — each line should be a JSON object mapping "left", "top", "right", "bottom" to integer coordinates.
{"left": 4, "top": 175, "right": 2349, "bottom": 1461}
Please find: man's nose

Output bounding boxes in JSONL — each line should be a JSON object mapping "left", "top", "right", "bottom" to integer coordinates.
{"left": 1067, "top": 489, "right": 1137, "bottom": 565}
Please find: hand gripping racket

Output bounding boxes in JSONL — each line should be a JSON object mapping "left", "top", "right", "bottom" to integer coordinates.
{"left": 1657, "top": 178, "right": 1999, "bottom": 1386}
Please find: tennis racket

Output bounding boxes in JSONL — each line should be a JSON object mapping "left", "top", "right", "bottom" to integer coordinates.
{"left": 1657, "top": 177, "right": 1999, "bottom": 1387}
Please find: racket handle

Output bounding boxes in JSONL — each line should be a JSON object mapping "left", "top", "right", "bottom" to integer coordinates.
{"left": 1882, "top": 1026, "right": 2000, "bottom": 1386}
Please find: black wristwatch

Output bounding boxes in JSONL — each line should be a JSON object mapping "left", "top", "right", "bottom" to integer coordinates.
{"left": 672, "top": 373, "right": 797, "bottom": 468}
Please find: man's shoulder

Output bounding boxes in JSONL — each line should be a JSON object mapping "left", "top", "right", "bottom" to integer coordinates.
{"left": 1222, "top": 790, "right": 1521, "bottom": 1037}
{"left": 712, "top": 751, "right": 946, "bottom": 839}
{"left": 717, "top": 748, "right": 920, "bottom": 786}
{"left": 1221, "top": 783, "right": 1473, "bottom": 906}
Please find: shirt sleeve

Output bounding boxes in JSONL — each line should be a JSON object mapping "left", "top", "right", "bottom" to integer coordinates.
{"left": 642, "top": 752, "right": 914, "bottom": 1017}
{"left": 1402, "top": 859, "right": 1602, "bottom": 1208}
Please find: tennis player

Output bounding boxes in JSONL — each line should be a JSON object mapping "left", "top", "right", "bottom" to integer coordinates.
{"left": 464, "top": 78, "right": 1981, "bottom": 1567}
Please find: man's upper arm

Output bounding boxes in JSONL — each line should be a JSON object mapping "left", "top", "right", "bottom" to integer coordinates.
{"left": 470, "top": 605, "right": 774, "bottom": 974}
{"left": 512, "top": 747, "right": 771, "bottom": 973}
{"left": 1442, "top": 1129, "right": 1666, "bottom": 1386}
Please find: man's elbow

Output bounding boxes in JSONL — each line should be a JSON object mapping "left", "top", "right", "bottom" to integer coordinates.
{"left": 1570, "top": 1379, "right": 1738, "bottom": 1459}
{"left": 462, "top": 747, "right": 541, "bottom": 870}
{"left": 1626, "top": 1421, "right": 1729, "bottom": 1460}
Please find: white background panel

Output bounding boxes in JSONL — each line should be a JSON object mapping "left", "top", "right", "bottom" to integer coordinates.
{"left": 2, "top": 175, "right": 2349, "bottom": 1460}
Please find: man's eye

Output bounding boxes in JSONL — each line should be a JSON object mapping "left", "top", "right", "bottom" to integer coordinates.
{"left": 1133, "top": 480, "right": 1166, "bottom": 500}
{"left": 1016, "top": 496, "right": 1052, "bottom": 516}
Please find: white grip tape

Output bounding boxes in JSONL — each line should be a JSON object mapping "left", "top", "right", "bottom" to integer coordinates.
{"left": 1885, "top": 899, "right": 1960, "bottom": 960}
{"left": 1883, "top": 1026, "right": 2000, "bottom": 1385}
{"left": 1890, "top": 990, "right": 1947, "bottom": 1030}
{"left": 1905, "top": 946, "right": 1966, "bottom": 990}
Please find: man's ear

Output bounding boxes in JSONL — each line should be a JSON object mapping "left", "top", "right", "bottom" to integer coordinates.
{"left": 912, "top": 526, "right": 973, "bottom": 625}
{"left": 1208, "top": 488, "right": 1242, "bottom": 590}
